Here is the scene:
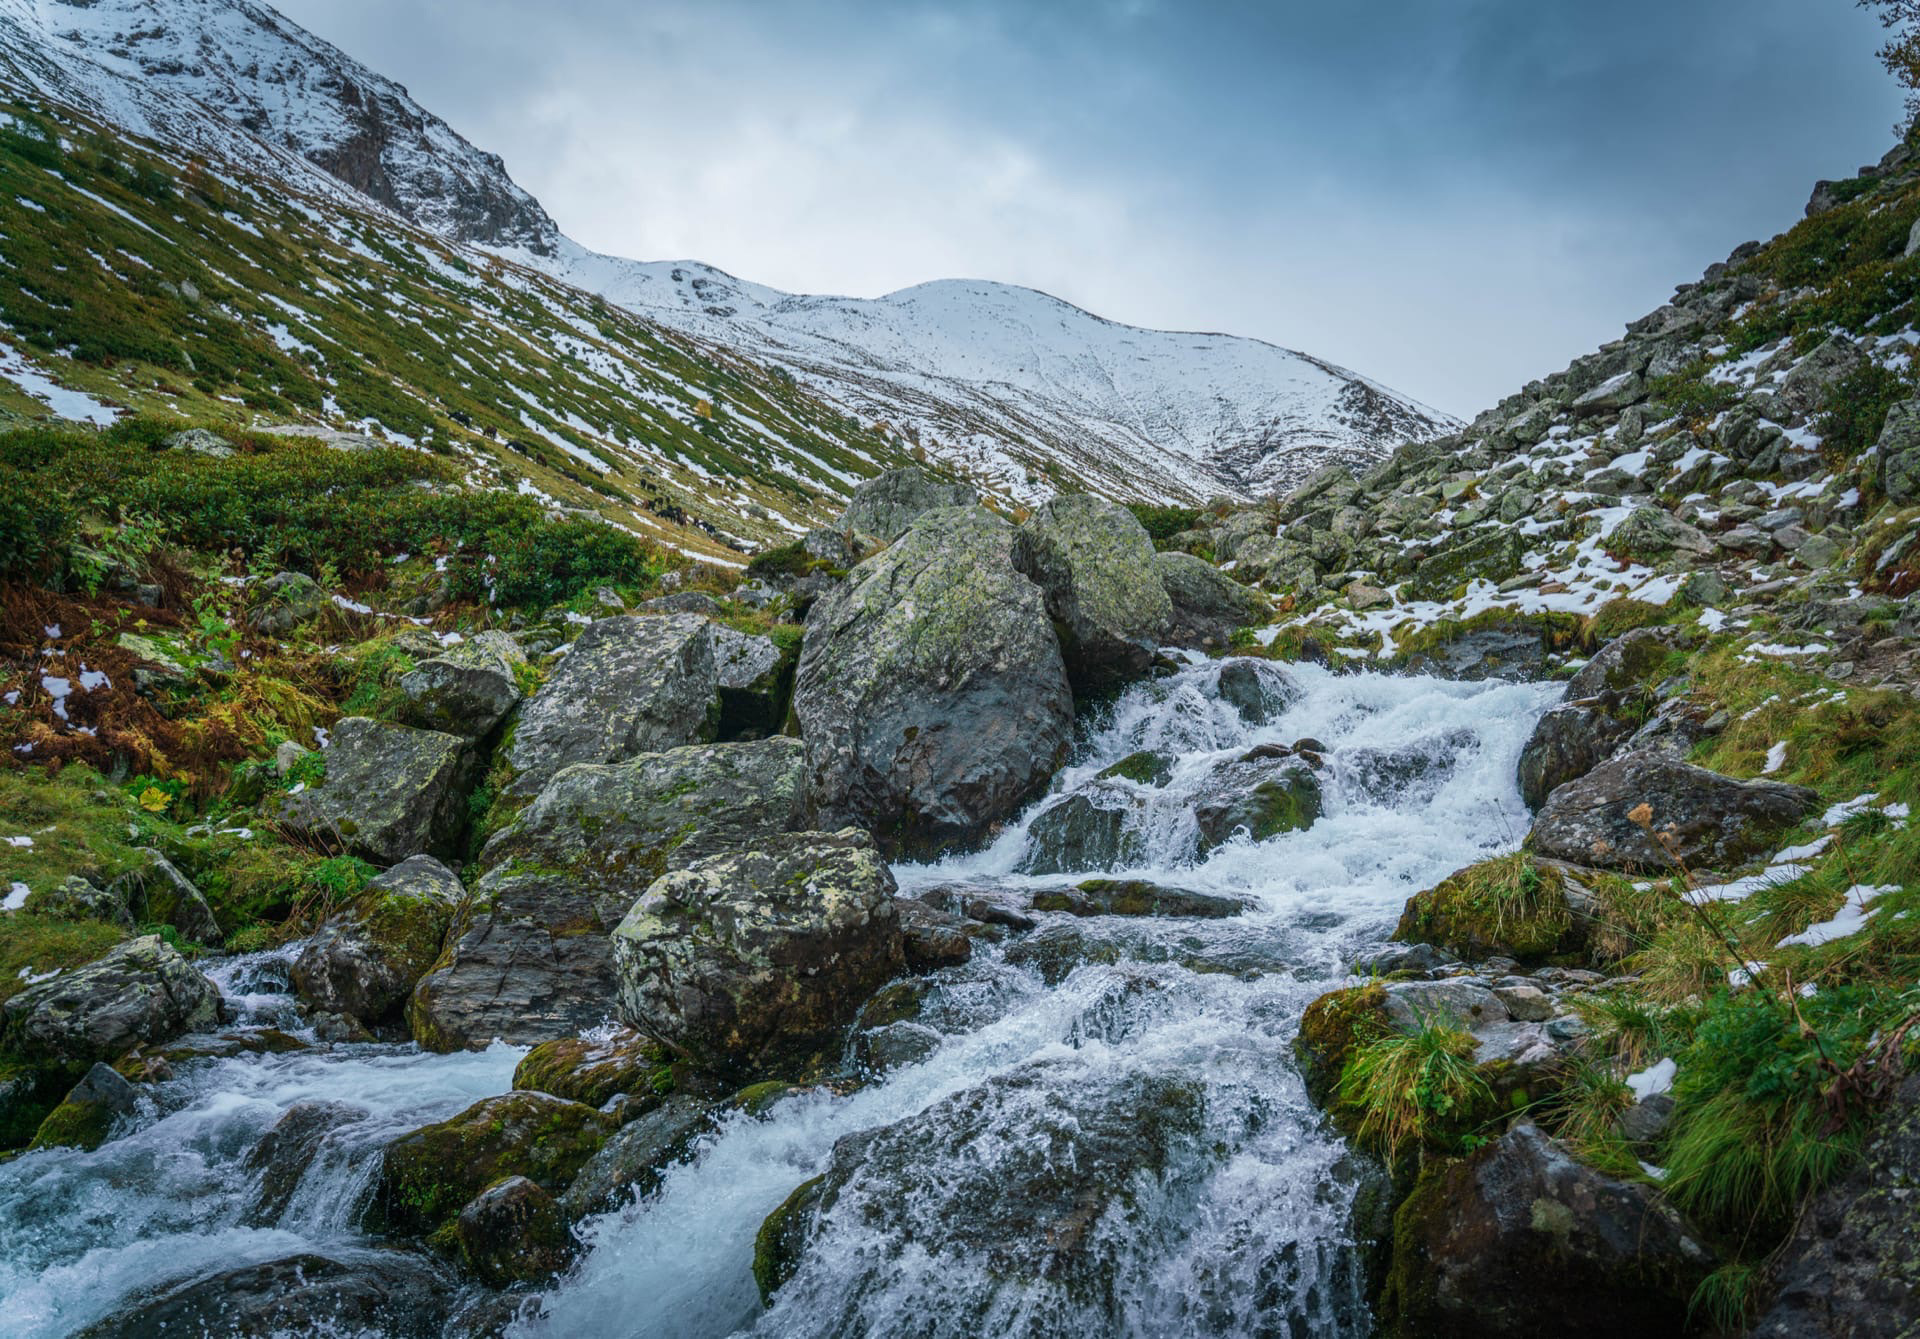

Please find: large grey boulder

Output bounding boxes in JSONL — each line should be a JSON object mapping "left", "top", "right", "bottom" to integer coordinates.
{"left": 1877, "top": 397, "right": 1920, "bottom": 505}
{"left": 399, "top": 630, "right": 524, "bottom": 740}
{"left": 840, "top": 466, "right": 977, "bottom": 542}
{"left": 2, "top": 935, "right": 219, "bottom": 1065}
{"left": 503, "top": 614, "right": 717, "bottom": 797}
{"left": 1752, "top": 1072, "right": 1920, "bottom": 1338}
{"left": 1607, "top": 506, "right": 1713, "bottom": 564}
{"left": 1528, "top": 750, "right": 1817, "bottom": 873}
{"left": 72, "top": 1252, "right": 456, "bottom": 1339}
{"left": 1517, "top": 628, "right": 1683, "bottom": 810}
{"left": 1768, "top": 334, "right": 1864, "bottom": 423}
{"left": 793, "top": 506, "right": 1073, "bottom": 855}
{"left": 1385, "top": 1122, "right": 1714, "bottom": 1337}
{"left": 1191, "top": 751, "right": 1323, "bottom": 852}
{"left": 560, "top": 1094, "right": 713, "bottom": 1219}
{"left": 108, "top": 848, "right": 221, "bottom": 944}
{"left": 1011, "top": 494, "right": 1171, "bottom": 693}
{"left": 410, "top": 738, "right": 807, "bottom": 1051}
{"left": 612, "top": 828, "right": 905, "bottom": 1076}
{"left": 277, "top": 717, "right": 474, "bottom": 867}
{"left": 291, "top": 855, "right": 466, "bottom": 1025}
{"left": 1153, "top": 551, "right": 1266, "bottom": 648}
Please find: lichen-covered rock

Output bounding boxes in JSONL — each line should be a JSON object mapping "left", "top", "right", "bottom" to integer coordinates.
{"left": 1517, "top": 628, "right": 1684, "bottom": 809}
{"left": 24, "top": 874, "right": 132, "bottom": 928}
{"left": 455, "top": 1176, "right": 574, "bottom": 1286}
{"left": 558, "top": 1094, "right": 713, "bottom": 1219}
{"left": 794, "top": 506, "right": 1073, "bottom": 855}
{"left": 1382, "top": 1122, "right": 1714, "bottom": 1338}
{"left": 1876, "top": 397, "right": 1920, "bottom": 505}
{"left": 412, "top": 738, "right": 808, "bottom": 1051}
{"left": 369, "top": 1090, "right": 617, "bottom": 1237}
{"left": 1404, "top": 530, "right": 1526, "bottom": 600}
{"left": 1011, "top": 494, "right": 1171, "bottom": 694}
{"left": 1154, "top": 551, "right": 1267, "bottom": 648}
{"left": 30, "top": 1061, "right": 138, "bottom": 1150}
{"left": 291, "top": 855, "right": 465, "bottom": 1025}
{"left": 840, "top": 465, "right": 977, "bottom": 541}
{"left": 503, "top": 614, "right": 718, "bottom": 797}
{"left": 72, "top": 1251, "right": 456, "bottom": 1339}
{"left": 114, "top": 848, "right": 221, "bottom": 944}
{"left": 277, "top": 716, "right": 475, "bottom": 867}
{"left": 513, "top": 1026, "right": 666, "bottom": 1108}
{"left": 1527, "top": 750, "right": 1818, "bottom": 872}
{"left": 399, "top": 630, "right": 524, "bottom": 739}
{"left": 244, "top": 570, "right": 326, "bottom": 634}
{"left": 1752, "top": 1072, "right": 1920, "bottom": 1338}
{"left": 612, "top": 828, "right": 905, "bottom": 1076}
{"left": 2, "top": 935, "right": 219, "bottom": 1066}
{"left": 1607, "top": 506, "right": 1713, "bottom": 564}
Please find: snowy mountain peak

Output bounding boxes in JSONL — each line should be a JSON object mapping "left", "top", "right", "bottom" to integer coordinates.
{"left": 0, "top": 0, "right": 1459, "bottom": 503}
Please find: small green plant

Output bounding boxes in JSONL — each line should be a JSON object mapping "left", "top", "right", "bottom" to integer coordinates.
{"left": 1338, "top": 1013, "right": 1490, "bottom": 1161}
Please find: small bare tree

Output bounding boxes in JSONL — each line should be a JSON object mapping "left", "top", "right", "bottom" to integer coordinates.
{"left": 1861, "top": 0, "right": 1920, "bottom": 123}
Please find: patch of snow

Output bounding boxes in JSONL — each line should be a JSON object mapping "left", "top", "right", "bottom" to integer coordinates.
{"left": 1761, "top": 741, "right": 1788, "bottom": 775}
{"left": 1776, "top": 885, "right": 1899, "bottom": 949}
{"left": 1626, "top": 1057, "right": 1676, "bottom": 1100}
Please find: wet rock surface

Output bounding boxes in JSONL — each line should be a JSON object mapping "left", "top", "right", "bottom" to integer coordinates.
{"left": 72, "top": 1251, "right": 458, "bottom": 1339}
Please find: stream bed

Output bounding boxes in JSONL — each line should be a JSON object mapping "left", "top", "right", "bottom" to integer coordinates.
{"left": 0, "top": 660, "right": 1555, "bottom": 1338}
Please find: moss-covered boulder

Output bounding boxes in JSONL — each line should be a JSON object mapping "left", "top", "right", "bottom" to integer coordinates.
{"left": 1294, "top": 982, "right": 1389, "bottom": 1108}
{"left": 454, "top": 1175, "right": 575, "bottom": 1286}
{"left": 1392, "top": 854, "right": 1585, "bottom": 964}
{"left": 793, "top": 505, "right": 1073, "bottom": 857}
{"left": 23, "top": 875, "right": 133, "bottom": 929}
{"left": 369, "top": 1091, "right": 617, "bottom": 1238}
{"left": 113, "top": 849, "right": 221, "bottom": 945}
{"left": 291, "top": 855, "right": 465, "bottom": 1025}
{"left": 399, "top": 630, "right": 525, "bottom": 740}
{"left": 1192, "top": 755, "right": 1322, "bottom": 851}
{"left": 1154, "top": 550, "right": 1267, "bottom": 648}
{"left": 244, "top": 570, "right": 326, "bottom": 634}
{"left": 1032, "top": 879, "right": 1246, "bottom": 919}
{"left": 711, "top": 623, "right": 796, "bottom": 741}
{"left": 512, "top": 1027, "right": 669, "bottom": 1108}
{"left": 611, "top": 828, "right": 905, "bottom": 1077}
{"left": 277, "top": 716, "right": 475, "bottom": 867}
{"left": 29, "top": 1061, "right": 138, "bottom": 1151}
{"left": 753, "top": 1174, "right": 826, "bottom": 1304}
{"left": 411, "top": 737, "right": 807, "bottom": 1051}
{"left": 1096, "top": 750, "right": 1174, "bottom": 787}
{"left": 1011, "top": 493, "right": 1172, "bottom": 694}
{"left": 1380, "top": 1123, "right": 1714, "bottom": 1338}
{"left": 502, "top": 614, "right": 718, "bottom": 798}
{"left": 1404, "top": 530, "right": 1527, "bottom": 601}
{"left": 2, "top": 935, "right": 219, "bottom": 1066}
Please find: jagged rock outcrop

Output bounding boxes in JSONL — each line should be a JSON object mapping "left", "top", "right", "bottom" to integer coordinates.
{"left": 1153, "top": 550, "right": 1267, "bottom": 647}
{"left": 503, "top": 614, "right": 718, "bottom": 797}
{"left": 1517, "top": 628, "right": 1686, "bottom": 809}
{"left": 840, "top": 466, "right": 978, "bottom": 541}
{"left": 793, "top": 506, "right": 1073, "bottom": 855}
{"left": 612, "top": 828, "right": 905, "bottom": 1075}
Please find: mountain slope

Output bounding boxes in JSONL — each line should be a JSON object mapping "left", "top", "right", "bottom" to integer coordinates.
{"left": 0, "top": 0, "right": 1456, "bottom": 505}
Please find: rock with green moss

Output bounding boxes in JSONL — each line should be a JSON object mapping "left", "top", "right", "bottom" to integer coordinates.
{"left": 558, "top": 1094, "right": 714, "bottom": 1219}
{"left": 369, "top": 1090, "right": 617, "bottom": 1238}
{"left": 1607, "top": 505, "right": 1713, "bottom": 565}
{"left": 840, "top": 465, "right": 977, "bottom": 541}
{"left": 1154, "top": 550, "right": 1267, "bottom": 648}
{"left": 1192, "top": 755, "right": 1322, "bottom": 851}
{"left": 1392, "top": 855, "right": 1587, "bottom": 964}
{"left": 1294, "top": 983, "right": 1390, "bottom": 1107}
{"left": 1381, "top": 1122, "right": 1713, "bottom": 1338}
{"left": 412, "top": 738, "right": 807, "bottom": 1051}
{"left": 503, "top": 614, "right": 718, "bottom": 798}
{"left": 0, "top": 1058, "right": 62, "bottom": 1151}
{"left": 29, "top": 1062, "right": 138, "bottom": 1150}
{"left": 711, "top": 623, "right": 795, "bottom": 741}
{"left": 1096, "top": 750, "right": 1174, "bottom": 787}
{"left": 455, "top": 1175, "right": 575, "bottom": 1286}
{"left": 290, "top": 855, "right": 465, "bottom": 1025}
{"left": 612, "top": 828, "right": 905, "bottom": 1077}
{"left": 277, "top": 716, "right": 475, "bottom": 867}
{"left": 1877, "top": 397, "right": 1920, "bottom": 504}
{"left": 794, "top": 506, "right": 1073, "bottom": 856}
{"left": 24, "top": 875, "right": 133, "bottom": 929}
{"left": 1017, "top": 790, "right": 1145, "bottom": 875}
{"left": 1011, "top": 494, "right": 1172, "bottom": 694}
{"left": 244, "top": 570, "right": 326, "bottom": 634}
{"left": 113, "top": 849, "right": 221, "bottom": 945}
{"left": 753, "top": 1174, "right": 826, "bottom": 1304}
{"left": 399, "top": 630, "right": 525, "bottom": 739}
{"left": 1404, "top": 531, "right": 1527, "bottom": 601}
{"left": 513, "top": 1026, "right": 667, "bottom": 1108}
{"left": 3, "top": 935, "right": 219, "bottom": 1066}
{"left": 1032, "top": 879, "right": 1247, "bottom": 919}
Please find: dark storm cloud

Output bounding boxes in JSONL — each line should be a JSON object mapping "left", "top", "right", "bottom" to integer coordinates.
{"left": 274, "top": 0, "right": 1901, "bottom": 416}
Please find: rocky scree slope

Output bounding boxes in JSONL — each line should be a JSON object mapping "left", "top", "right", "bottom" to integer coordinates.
{"left": 0, "top": 0, "right": 1457, "bottom": 508}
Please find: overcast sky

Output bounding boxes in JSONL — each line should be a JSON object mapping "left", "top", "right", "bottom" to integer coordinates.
{"left": 273, "top": 0, "right": 1903, "bottom": 418}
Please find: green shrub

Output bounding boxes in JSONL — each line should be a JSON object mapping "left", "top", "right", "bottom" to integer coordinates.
{"left": 1815, "top": 361, "right": 1911, "bottom": 469}
{"left": 1126, "top": 503, "right": 1201, "bottom": 547}
{"left": 1338, "top": 1013, "right": 1490, "bottom": 1161}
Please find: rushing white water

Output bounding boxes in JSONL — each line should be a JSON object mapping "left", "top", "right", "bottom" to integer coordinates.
{"left": 0, "top": 660, "right": 1553, "bottom": 1338}
{"left": 519, "top": 661, "right": 1555, "bottom": 1339}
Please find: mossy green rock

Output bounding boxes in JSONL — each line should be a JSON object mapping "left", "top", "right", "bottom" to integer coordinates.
{"left": 612, "top": 828, "right": 905, "bottom": 1077}
{"left": 30, "top": 1062, "right": 138, "bottom": 1151}
{"left": 369, "top": 1091, "right": 617, "bottom": 1238}
{"left": 399, "top": 630, "right": 525, "bottom": 740}
{"left": 1392, "top": 858, "right": 1584, "bottom": 964}
{"left": 1404, "top": 530, "right": 1527, "bottom": 601}
{"left": 1294, "top": 982, "right": 1389, "bottom": 1109}
{"left": 513, "top": 1027, "right": 667, "bottom": 1108}
{"left": 1096, "top": 750, "right": 1174, "bottom": 787}
{"left": 1011, "top": 493, "right": 1172, "bottom": 694}
{"left": 412, "top": 737, "right": 807, "bottom": 1051}
{"left": 455, "top": 1175, "right": 574, "bottom": 1286}
{"left": 1192, "top": 757, "right": 1322, "bottom": 851}
{"left": 753, "top": 1174, "right": 826, "bottom": 1304}
{"left": 277, "top": 716, "right": 475, "bottom": 867}
{"left": 793, "top": 506, "right": 1073, "bottom": 857}
{"left": 291, "top": 855, "right": 465, "bottom": 1024}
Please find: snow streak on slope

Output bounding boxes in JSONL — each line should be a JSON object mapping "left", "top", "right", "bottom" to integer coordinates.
{"left": 0, "top": 0, "right": 1459, "bottom": 504}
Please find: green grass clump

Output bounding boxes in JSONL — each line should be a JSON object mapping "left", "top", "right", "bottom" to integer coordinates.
{"left": 1338, "top": 1013, "right": 1491, "bottom": 1162}
{"left": 1815, "top": 361, "right": 1913, "bottom": 472}
{"left": 1394, "top": 852, "right": 1576, "bottom": 962}
{"left": 1644, "top": 362, "right": 1741, "bottom": 427}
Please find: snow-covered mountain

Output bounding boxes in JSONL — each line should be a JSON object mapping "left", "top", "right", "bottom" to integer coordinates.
{"left": 0, "top": 0, "right": 1457, "bottom": 502}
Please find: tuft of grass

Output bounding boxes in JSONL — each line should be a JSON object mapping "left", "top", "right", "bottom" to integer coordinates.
{"left": 1395, "top": 852, "right": 1575, "bottom": 962}
{"left": 1338, "top": 1012, "right": 1490, "bottom": 1162}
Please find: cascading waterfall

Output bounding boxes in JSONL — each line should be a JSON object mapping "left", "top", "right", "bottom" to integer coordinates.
{"left": 0, "top": 660, "right": 1554, "bottom": 1338}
